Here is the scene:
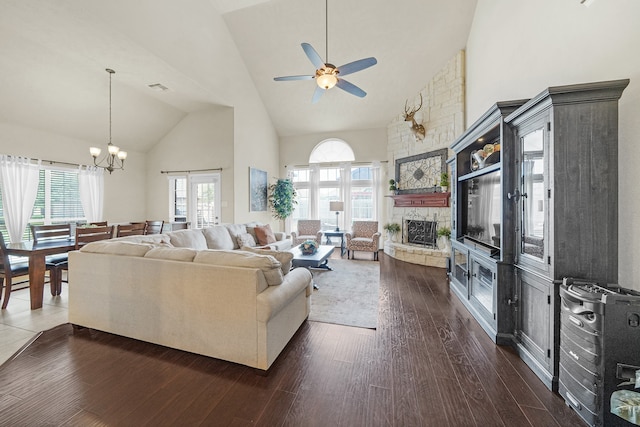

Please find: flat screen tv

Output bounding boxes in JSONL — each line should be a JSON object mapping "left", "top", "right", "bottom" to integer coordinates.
{"left": 461, "top": 169, "right": 501, "bottom": 249}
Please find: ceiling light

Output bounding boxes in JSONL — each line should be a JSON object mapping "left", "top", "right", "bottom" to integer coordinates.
{"left": 316, "top": 66, "right": 338, "bottom": 89}
{"left": 90, "top": 68, "right": 127, "bottom": 174}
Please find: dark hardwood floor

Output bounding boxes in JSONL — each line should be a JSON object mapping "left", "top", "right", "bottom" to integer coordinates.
{"left": 0, "top": 253, "right": 585, "bottom": 426}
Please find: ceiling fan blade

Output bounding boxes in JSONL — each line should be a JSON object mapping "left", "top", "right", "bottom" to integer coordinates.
{"left": 274, "top": 75, "right": 314, "bottom": 81}
{"left": 311, "top": 86, "right": 325, "bottom": 104}
{"left": 301, "top": 43, "right": 325, "bottom": 69}
{"left": 337, "top": 57, "right": 377, "bottom": 77}
{"left": 336, "top": 78, "right": 366, "bottom": 98}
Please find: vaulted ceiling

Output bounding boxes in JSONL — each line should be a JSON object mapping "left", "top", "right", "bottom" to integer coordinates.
{"left": 0, "top": 0, "right": 476, "bottom": 153}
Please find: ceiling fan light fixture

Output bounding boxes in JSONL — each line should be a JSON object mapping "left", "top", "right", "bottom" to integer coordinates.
{"left": 316, "top": 66, "right": 338, "bottom": 89}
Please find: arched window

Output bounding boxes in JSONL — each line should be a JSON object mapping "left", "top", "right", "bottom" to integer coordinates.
{"left": 289, "top": 139, "right": 382, "bottom": 240}
{"left": 309, "top": 139, "right": 355, "bottom": 163}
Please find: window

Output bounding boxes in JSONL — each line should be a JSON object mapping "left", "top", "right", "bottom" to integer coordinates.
{"left": 169, "top": 173, "right": 221, "bottom": 228}
{"left": 0, "top": 166, "right": 85, "bottom": 241}
{"left": 309, "top": 139, "right": 355, "bottom": 163}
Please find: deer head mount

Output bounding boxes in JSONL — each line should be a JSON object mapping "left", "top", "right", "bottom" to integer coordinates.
{"left": 404, "top": 94, "right": 426, "bottom": 140}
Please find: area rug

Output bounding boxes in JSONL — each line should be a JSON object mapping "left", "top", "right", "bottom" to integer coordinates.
{"left": 308, "top": 258, "right": 380, "bottom": 329}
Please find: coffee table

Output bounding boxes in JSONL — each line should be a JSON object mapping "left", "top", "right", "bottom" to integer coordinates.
{"left": 290, "top": 244, "right": 335, "bottom": 270}
{"left": 290, "top": 245, "right": 335, "bottom": 289}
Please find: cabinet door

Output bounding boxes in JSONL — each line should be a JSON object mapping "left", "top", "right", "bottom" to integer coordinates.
{"left": 515, "top": 268, "right": 553, "bottom": 376}
{"left": 451, "top": 244, "right": 469, "bottom": 296}
{"left": 516, "top": 120, "right": 550, "bottom": 274}
{"left": 470, "top": 256, "right": 496, "bottom": 324}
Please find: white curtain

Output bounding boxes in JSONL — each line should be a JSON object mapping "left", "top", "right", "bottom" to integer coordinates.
{"left": 340, "top": 162, "right": 352, "bottom": 228}
{"left": 78, "top": 166, "right": 104, "bottom": 223}
{"left": 310, "top": 164, "right": 320, "bottom": 219}
{"left": 0, "top": 155, "right": 40, "bottom": 243}
{"left": 372, "top": 161, "right": 382, "bottom": 223}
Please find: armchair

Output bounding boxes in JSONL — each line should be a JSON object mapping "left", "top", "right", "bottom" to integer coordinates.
{"left": 291, "top": 220, "right": 323, "bottom": 246}
{"left": 346, "top": 221, "right": 381, "bottom": 261}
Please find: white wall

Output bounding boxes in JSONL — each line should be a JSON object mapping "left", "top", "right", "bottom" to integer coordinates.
{"left": 0, "top": 121, "right": 146, "bottom": 222}
{"left": 466, "top": 0, "right": 640, "bottom": 288}
{"left": 146, "top": 107, "right": 235, "bottom": 223}
{"left": 279, "top": 128, "right": 388, "bottom": 173}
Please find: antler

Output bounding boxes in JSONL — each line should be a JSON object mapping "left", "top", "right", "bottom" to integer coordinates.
{"left": 403, "top": 94, "right": 426, "bottom": 140}
{"left": 404, "top": 93, "right": 423, "bottom": 118}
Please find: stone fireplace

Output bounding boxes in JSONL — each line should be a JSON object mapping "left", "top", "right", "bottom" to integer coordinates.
{"left": 384, "top": 50, "right": 465, "bottom": 268}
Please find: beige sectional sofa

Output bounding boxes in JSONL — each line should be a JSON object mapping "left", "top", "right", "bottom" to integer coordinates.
{"left": 68, "top": 224, "right": 310, "bottom": 371}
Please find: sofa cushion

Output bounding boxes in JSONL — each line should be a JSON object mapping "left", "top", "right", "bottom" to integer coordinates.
{"left": 236, "top": 232, "right": 257, "bottom": 248}
{"left": 193, "top": 250, "right": 284, "bottom": 286}
{"left": 144, "top": 247, "right": 197, "bottom": 262}
{"left": 254, "top": 224, "right": 276, "bottom": 246}
{"left": 168, "top": 229, "right": 207, "bottom": 250}
{"left": 113, "top": 234, "right": 172, "bottom": 245}
{"left": 224, "top": 224, "right": 247, "bottom": 249}
{"left": 203, "top": 225, "right": 235, "bottom": 250}
{"left": 241, "top": 246, "right": 293, "bottom": 276}
{"left": 79, "top": 241, "right": 155, "bottom": 257}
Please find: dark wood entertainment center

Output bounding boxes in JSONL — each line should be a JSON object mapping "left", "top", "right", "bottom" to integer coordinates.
{"left": 448, "top": 79, "right": 629, "bottom": 390}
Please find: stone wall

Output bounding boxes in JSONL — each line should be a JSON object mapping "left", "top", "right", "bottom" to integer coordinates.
{"left": 385, "top": 50, "right": 465, "bottom": 266}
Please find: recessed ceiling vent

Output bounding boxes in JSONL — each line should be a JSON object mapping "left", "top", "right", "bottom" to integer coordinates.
{"left": 147, "top": 83, "right": 169, "bottom": 92}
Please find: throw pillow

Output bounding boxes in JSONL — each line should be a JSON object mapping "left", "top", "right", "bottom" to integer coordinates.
{"left": 254, "top": 224, "right": 276, "bottom": 246}
{"left": 203, "top": 225, "right": 235, "bottom": 250}
{"left": 168, "top": 229, "right": 208, "bottom": 250}
{"left": 241, "top": 246, "right": 293, "bottom": 276}
{"left": 236, "top": 232, "right": 257, "bottom": 248}
{"left": 224, "top": 224, "right": 247, "bottom": 249}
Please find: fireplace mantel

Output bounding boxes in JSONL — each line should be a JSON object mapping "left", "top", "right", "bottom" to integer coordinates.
{"left": 388, "top": 193, "right": 450, "bottom": 208}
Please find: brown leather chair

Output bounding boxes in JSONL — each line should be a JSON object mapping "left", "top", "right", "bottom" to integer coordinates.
{"left": 116, "top": 223, "right": 146, "bottom": 237}
{"left": 0, "top": 233, "right": 31, "bottom": 309}
{"left": 144, "top": 220, "right": 164, "bottom": 235}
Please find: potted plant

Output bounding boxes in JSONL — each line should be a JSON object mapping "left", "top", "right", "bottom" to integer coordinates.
{"left": 268, "top": 178, "right": 297, "bottom": 220}
{"left": 383, "top": 222, "right": 401, "bottom": 242}
{"left": 437, "top": 226, "right": 451, "bottom": 251}
{"left": 388, "top": 179, "right": 397, "bottom": 194}
{"left": 440, "top": 172, "right": 449, "bottom": 193}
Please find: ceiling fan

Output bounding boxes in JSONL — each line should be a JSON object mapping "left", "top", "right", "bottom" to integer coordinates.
{"left": 273, "top": 0, "right": 377, "bottom": 104}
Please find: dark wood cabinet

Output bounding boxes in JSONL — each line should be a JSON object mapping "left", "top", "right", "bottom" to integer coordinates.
{"left": 449, "top": 79, "right": 629, "bottom": 390}
{"left": 449, "top": 100, "right": 527, "bottom": 345}
{"left": 506, "top": 79, "right": 629, "bottom": 390}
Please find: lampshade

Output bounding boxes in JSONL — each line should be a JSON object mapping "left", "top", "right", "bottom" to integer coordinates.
{"left": 330, "top": 201, "right": 344, "bottom": 212}
{"left": 316, "top": 72, "right": 337, "bottom": 90}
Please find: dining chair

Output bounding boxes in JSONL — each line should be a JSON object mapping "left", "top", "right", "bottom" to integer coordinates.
{"left": 144, "top": 220, "right": 164, "bottom": 235}
{"left": 116, "top": 223, "right": 146, "bottom": 237}
{"left": 0, "top": 233, "right": 31, "bottom": 309}
{"left": 31, "top": 223, "right": 72, "bottom": 295}
{"left": 30, "top": 223, "right": 72, "bottom": 243}
{"left": 170, "top": 222, "right": 190, "bottom": 231}
{"left": 49, "top": 225, "right": 115, "bottom": 295}
{"left": 89, "top": 221, "right": 108, "bottom": 226}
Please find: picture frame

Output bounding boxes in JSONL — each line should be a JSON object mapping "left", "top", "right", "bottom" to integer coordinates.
{"left": 249, "top": 167, "right": 268, "bottom": 212}
{"left": 395, "top": 148, "right": 448, "bottom": 194}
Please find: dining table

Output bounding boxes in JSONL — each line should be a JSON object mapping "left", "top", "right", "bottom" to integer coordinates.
{"left": 5, "top": 238, "right": 76, "bottom": 310}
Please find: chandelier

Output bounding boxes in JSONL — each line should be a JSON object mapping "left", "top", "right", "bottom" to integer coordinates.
{"left": 90, "top": 68, "right": 127, "bottom": 174}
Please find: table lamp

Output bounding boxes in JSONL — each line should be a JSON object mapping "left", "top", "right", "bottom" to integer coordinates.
{"left": 329, "top": 201, "right": 344, "bottom": 231}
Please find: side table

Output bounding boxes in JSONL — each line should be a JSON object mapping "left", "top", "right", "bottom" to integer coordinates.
{"left": 323, "top": 230, "right": 346, "bottom": 257}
